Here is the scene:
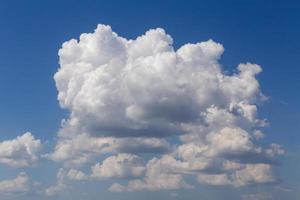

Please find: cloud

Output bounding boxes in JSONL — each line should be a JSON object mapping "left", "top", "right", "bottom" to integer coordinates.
{"left": 91, "top": 153, "right": 145, "bottom": 179}
{"left": 197, "top": 163, "right": 276, "bottom": 187}
{"left": 46, "top": 134, "right": 113, "bottom": 167}
{"left": 0, "top": 172, "right": 31, "bottom": 194}
{"left": 54, "top": 24, "right": 245, "bottom": 139}
{"left": 67, "top": 169, "right": 88, "bottom": 181}
{"left": 50, "top": 24, "right": 284, "bottom": 191}
{"left": 0, "top": 132, "right": 42, "bottom": 168}
{"left": 46, "top": 133, "right": 170, "bottom": 167}
{"left": 45, "top": 168, "right": 68, "bottom": 196}
{"left": 45, "top": 167, "right": 89, "bottom": 196}
{"left": 110, "top": 155, "right": 192, "bottom": 192}
{"left": 113, "top": 137, "right": 171, "bottom": 154}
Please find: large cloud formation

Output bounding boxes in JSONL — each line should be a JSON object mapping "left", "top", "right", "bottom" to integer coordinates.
{"left": 49, "top": 24, "right": 284, "bottom": 192}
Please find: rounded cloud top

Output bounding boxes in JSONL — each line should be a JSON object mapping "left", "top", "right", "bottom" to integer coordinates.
{"left": 54, "top": 24, "right": 262, "bottom": 138}
{"left": 47, "top": 24, "right": 284, "bottom": 193}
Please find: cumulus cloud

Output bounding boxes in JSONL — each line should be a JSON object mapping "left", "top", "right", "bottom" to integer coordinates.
{"left": 109, "top": 155, "right": 192, "bottom": 192}
{"left": 46, "top": 134, "right": 113, "bottom": 167}
{"left": 67, "top": 169, "right": 88, "bottom": 181}
{"left": 0, "top": 132, "right": 42, "bottom": 168}
{"left": 45, "top": 167, "right": 89, "bottom": 196}
{"left": 91, "top": 153, "right": 145, "bottom": 179}
{"left": 46, "top": 133, "right": 170, "bottom": 167}
{"left": 0, "top": 172, "right": 31, "bottom": 194}
{"left": 197, "top": 163, "right": 276, "bottom": 187}
{"left": 54, "top": 25, "right": 229, "bottom": 139}
{"left": 45, "top": 168, "right": 68, "bottom": 196}
{"left": 50, "top": 24, "right": 284, "bottom": 191}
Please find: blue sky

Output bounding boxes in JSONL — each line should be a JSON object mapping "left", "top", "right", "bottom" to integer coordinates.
{"left": 0, "top": 1, "right": 299, "bottom": 200}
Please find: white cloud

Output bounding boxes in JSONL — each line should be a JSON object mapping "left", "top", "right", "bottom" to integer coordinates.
{"left": 47, "top": 133, "right": 170, "bottom": 167}
{"left": 197, "top": 163, "right": 276, "bottom": 187}
{"left": 206, "top": 127, "right": 254, "bottom": 156}
{"left": 108, "top": 183, "right": 125, "bottom": 192}
{"left": 110, "top": 155, "right": 192, "bottom": 192}
{"left": 0, "top": 172, "right": 31, "bottom": 194}
{"left": 45, "top": 167, "right": 90, "bottom": 196}
{"left": 91, "top": 153, "right": 145, "bottom": 179}
{"left": 54, "top": 24, "right": 262, "bottom": 139}
{"left": 45, "top": 168, "right": 67, "bottom": 196}
{"left": 233, "top": 163, "right": 276, "bottom": 186}
{"left": 0, "top": 132, "right": 42, "bottom": 168}
{"left": 46, "top": 134, "right": 113, "bottom": 167}
{"left": 67, "top": 169, "right": 88, "bottom": 181}
{"left": 50, "top": 24, "right": 284, "bottom": 191}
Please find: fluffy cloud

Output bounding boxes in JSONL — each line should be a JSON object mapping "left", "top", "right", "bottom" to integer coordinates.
{"left": 0, "top": 172, "right": 31, "bottom": 194}
{"left": 109, "top": 155, "right": 192, "bottom": 192}
{"left": 197, "top": 163, "right": 276, "bottom": 187}
{"left": 50, "top": 24, "right": 283, "bottom": 191}
{"left": 91, "top": 153, "right": 145, "bottom": 179}
{"left": 45, "top": 167, "right": 89, "bottom": 196}
{"left": 46, "top": 134, "right": 113, "bottom": 167}
{"left": 47, "top": 133, "right": 170, "bottom": 167}
{"left": 54, "top": 24, "right": 255, "bottom": 139}
{"left": 67, "top": 169, "right": 88, "bottom": 181}
{"left": 45, "top": 168, "right": 68, "bottom": 196}
{"left": 0, "top": 132, "right": 42, "bottom": 168}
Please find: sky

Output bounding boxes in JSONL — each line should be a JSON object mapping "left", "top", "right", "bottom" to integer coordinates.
{"left": 0, "top": 0, "right": 299, "bottom": 200}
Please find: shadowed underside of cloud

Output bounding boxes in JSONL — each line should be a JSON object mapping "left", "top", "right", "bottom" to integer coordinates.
{"left": 1, "top": 24, "right": 283, "bottom": 196}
